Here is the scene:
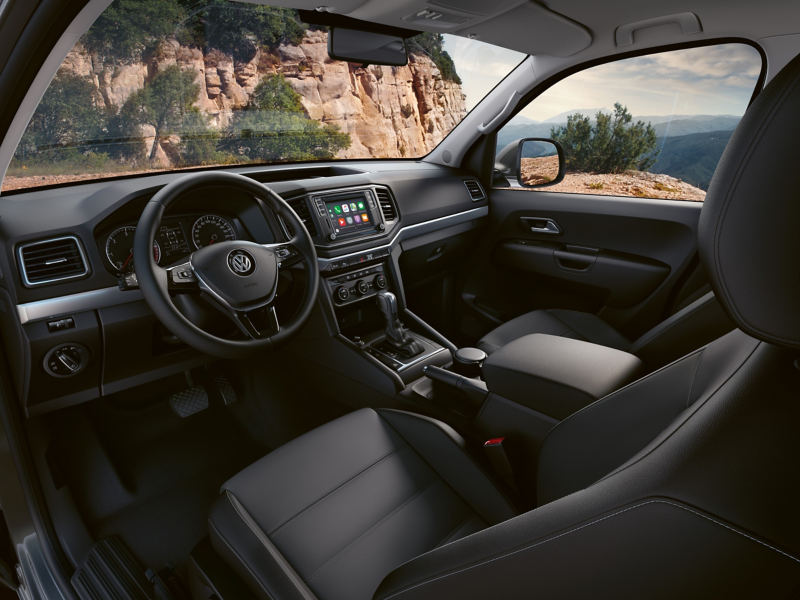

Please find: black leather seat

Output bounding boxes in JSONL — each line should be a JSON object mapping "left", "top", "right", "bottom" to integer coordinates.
{"left": 207, "top": 409, "right": 517, "bottom": 600}
{"left": 203, "top": 51, "right": 800, "bottom": 598}
{"left": 478, "top": 288, "right": 735, "bottom": 372}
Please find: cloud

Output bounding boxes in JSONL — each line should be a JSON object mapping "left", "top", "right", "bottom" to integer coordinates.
{"left": 521, "top": 43, "right": 762, "bottom": 122}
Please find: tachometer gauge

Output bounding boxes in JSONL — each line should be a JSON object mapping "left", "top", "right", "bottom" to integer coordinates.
{"left": 192, "top": 215, "right": 236, "bottom": 249}
{"left": 105, "top": 226, "right": 161, "bottom": 272}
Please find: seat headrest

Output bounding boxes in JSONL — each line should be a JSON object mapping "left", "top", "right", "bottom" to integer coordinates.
{"left": 699, "top": 52, "right": 800, "bottom": 349}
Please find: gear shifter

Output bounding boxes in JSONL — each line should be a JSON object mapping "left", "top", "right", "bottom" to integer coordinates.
{"left": 376, "top": 291, "right": 424, "bottom": 358}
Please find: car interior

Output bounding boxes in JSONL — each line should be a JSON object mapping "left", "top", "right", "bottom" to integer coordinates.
{"left": 0, "top": 0, "right": 799, "bottom": 599}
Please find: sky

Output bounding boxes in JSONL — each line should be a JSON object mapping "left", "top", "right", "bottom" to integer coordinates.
{"left": 442, "top": 39, "right": 762, "bottom": 121}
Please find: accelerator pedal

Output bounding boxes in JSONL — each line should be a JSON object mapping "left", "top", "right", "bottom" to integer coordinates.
{"left": 169, "top": 386, "right": 209, "bottom": 418}
{"left": 212, "top": 375, "right": 238, "bottom": 406}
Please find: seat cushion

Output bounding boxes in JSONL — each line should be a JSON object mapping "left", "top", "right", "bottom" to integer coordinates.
{"left": 208, "top": 408, "right": 517, "bottom": 600}
{"left": 478, "top": 309, "right": 630, "bottom": 355}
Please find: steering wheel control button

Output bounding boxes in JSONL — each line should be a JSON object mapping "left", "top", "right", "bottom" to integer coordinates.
{"left": 356, "top": 280, "right": 370, "bottom": 295}
{"left": 44, "top": 343, "right": 88, "bottom": 377}
{"left": 227, "top": 249, "right": 256, "bottom": 277}
{"left": 375, "top": 274, "right": 388, "bottom": 289}
{"left": 336, "top": 286, "right": 350, "bottom": 302}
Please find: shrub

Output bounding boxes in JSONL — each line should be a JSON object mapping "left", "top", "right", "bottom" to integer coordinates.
{"left": 550, "top": 103, "right": 658, "bottom": 174}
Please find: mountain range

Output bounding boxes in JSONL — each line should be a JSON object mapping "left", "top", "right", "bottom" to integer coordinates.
{"left": 498, "top": 112, "right": 742, "bottom": 191}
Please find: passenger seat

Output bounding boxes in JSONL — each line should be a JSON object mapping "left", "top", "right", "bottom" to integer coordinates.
{"left": 478, "top": 287, "right": 734, "bottom": 372}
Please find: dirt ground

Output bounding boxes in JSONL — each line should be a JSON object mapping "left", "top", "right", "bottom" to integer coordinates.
{"left": 517, "top": 157, "right": 705, "bottom": 201}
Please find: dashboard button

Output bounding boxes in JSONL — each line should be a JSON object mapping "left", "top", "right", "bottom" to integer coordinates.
{"left": 336, "top": 286, "right": 350, "bottom": 302}
{"left": 374, "top": 274, "right": 387, "bottom": 289}
{"left": 355, "top": 280, "right": 370, "bottom": 295}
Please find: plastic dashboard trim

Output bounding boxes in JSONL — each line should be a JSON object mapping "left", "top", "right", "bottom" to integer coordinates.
{"left": 16, "top": 205, "right": 488, "bottom": 324}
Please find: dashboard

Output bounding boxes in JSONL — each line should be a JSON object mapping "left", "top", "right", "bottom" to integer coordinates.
{"left": 0, "top": 161, "right": 489, "bottom": 417}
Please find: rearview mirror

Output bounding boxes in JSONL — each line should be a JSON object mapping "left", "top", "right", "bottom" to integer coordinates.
{"left": 517, "top": 138, "right": 565, "bottom": 188}
{"left": 328, "top": 28, "right": 408, "bottom": 66}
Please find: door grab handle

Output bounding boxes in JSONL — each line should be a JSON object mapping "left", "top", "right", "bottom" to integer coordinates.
{"left": 520, "top": 217, "right": 561, "bottom": 235}
{"left": 478, "top": 91, "right": 523, "bottom": 133}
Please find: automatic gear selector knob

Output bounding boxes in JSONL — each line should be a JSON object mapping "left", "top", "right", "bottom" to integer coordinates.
{"left": 376, "top": 291, "right": 424, "bottom": 358}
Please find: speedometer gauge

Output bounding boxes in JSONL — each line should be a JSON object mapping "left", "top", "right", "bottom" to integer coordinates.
{"left": 106, "top": 226, "right": 160, "bottom": 272}
{"left": 192, "top": 215, "right": 236, "bottom": 249}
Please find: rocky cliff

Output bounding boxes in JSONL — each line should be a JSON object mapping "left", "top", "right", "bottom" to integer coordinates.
{"left": 61, "top": 30, "right": 467, "bottom": 161}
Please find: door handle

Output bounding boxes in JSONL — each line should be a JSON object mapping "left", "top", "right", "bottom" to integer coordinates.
{"left": 520, "top": 217, "right": 562, "bottom": 235}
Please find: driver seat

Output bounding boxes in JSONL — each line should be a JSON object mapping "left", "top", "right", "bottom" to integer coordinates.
{"left": 199, "top": 52, "right": 800, "bottom": 599}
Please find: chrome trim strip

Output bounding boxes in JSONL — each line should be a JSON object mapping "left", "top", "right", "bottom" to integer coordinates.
{"left": 17, "top": 286, "right": 143, "bottom": 325}
{"left": 17, "top": 236, "right": 89, "bottom": 287}
{"left": 15, "top": 206, "right": 488, "bottom": 325}
{"left": 317, "top": 205, "right": 488, "bottom": 267}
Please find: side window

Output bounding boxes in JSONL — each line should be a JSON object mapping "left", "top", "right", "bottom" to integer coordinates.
{"left": 495, "top": 43, "right": 762, "bottom": 201}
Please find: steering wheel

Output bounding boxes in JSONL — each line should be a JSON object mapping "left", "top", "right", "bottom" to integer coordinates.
{"left": 133, "top": 172, "right": 319, "bottom": 359}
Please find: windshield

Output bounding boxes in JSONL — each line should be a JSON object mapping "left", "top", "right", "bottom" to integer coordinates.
{"left": 4, "top": 0, "right": 525, "bottom": 192}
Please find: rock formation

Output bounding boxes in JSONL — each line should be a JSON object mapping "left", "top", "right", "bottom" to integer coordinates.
{"left": 60, "top": 30, "right": 467, "bottom": 162}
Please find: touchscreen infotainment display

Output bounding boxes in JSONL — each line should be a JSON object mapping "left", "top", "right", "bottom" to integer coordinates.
{"left": 326, "top": 195, "right": 374, "bottom": 235}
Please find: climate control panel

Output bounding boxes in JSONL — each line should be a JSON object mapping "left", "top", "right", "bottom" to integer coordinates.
{"left": 328, "top": 263, "right": 388, "bottom": 306}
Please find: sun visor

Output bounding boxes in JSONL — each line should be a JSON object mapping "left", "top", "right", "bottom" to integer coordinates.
{"left": 460, "top": 1, "right": 591, "bottom": 57}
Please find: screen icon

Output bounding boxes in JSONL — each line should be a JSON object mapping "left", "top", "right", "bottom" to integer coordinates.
{"left": 346, "top": 216, "right": 353, "bottom": 224}
{"left": 333, "top": 205, "right": 342, "bottom": 214}
{"left": 361, "top": 213, "right": 369, "bottom": 222}
{"left": 358, "top": 202, "right": 365, "bottom": 210}
{"left": 338, "top": 218, "right": 346, "bottom": 227}
{"left": 342, "top": 204, "right": 349, "bottom": 213}
{"left": 350, "top": 203, "right": 358, "bottom": 211}
{"left": 354, "top": 215, "right": 361, "bottom": 223}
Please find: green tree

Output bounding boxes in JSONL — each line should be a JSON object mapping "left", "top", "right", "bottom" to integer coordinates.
{"left": 81, "top": 0, "right": 185, "bottom": 61}
{"left": 17, "top": 69, "right": 105, "bottom": 157}
{"left": 179, "top": 1, "right": 306, "bottom": 61}
{"left": 408, "top": 32, "right": 460, "bottom": 84}
{"left": 179, "top": 107, "right": 223, "bottom": 165}
{"left": 550, "top": 103, "right": 658, "bottom": 173}
{"left": 221, "top": 74, "right": 351, "bottom": 163}
{"left": 122, "top": 65, "right": 200, "bottom": 162}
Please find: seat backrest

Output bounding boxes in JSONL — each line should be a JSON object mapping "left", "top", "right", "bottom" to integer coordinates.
{"left": 373, "top": 49, "right": 800, "bottom": 600}
{"left": 628, "top": 291, "right": 735, "bottom": 370}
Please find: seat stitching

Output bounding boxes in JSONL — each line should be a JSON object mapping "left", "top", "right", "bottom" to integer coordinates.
{"left": 306, "top": 480, "right": 440, "bottom": 583}
{"left": 434, "top": 514, "right": 480, "bottom": 550}
{"left": 686, "top": 348, "right": 706, "bottom": 408}
{"left": 208, "top": 518, "right": 276, "bottom": 600}
{"left": 226, "top": 492, "right": 315, "bottom": 600}
{"left": 268, "top": 443, "right": 409, "bottom": 536}
{"left": 377, "top": 499, "right": 800, "bottom": 600}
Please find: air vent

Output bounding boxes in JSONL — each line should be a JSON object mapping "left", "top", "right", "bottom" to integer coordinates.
{"left": 18, "top": 236, "right": 88, "bottom": 286}
{"left": 285, "top": 198, "right": 318, "bottom": 237}
{"left": 464, "top": 180, "right": 486, "bottom": 201}
{"left": 375, "top": 187, "right": 398, "bottom": 222}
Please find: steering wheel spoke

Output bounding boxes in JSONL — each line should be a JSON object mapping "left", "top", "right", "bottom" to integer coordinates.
{"left": 231, "top": 306, "right": 280, "bottom": 340}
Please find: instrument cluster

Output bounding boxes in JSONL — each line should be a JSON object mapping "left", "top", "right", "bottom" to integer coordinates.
{"left": 97, "top": 214, "right": 243, "bottom": 275}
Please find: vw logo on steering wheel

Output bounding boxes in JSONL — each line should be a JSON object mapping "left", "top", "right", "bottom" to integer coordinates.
{"left": 227, "top": 249, "right": 256, "bottom": 276}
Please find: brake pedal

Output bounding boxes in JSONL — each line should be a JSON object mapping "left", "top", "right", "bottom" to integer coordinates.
{"left": 169, "top": 386, "right": 209, "bottom": 418}
{"left": 212, "top": 375, "right": 238, "bottom": 405}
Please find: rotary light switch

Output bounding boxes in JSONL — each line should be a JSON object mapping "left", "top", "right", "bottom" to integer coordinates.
{"left": 44, "top": 343, "right": 88, "bottom": 377}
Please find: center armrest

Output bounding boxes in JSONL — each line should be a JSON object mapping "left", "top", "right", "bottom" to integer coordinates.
{"left": 482, "top": 334, "right": 644, "bottom": 420}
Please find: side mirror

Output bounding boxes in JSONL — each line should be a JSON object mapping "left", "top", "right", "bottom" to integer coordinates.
{"left": 328, "top": 28, "right": 408, "bottom": 66}
{"left": 516, "top": 138, "right": 565, "bottom": 188}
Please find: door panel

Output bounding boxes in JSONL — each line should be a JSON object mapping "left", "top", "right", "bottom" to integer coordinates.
{"left": 459, "top": 189, "right": 703, "bottom": 345}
